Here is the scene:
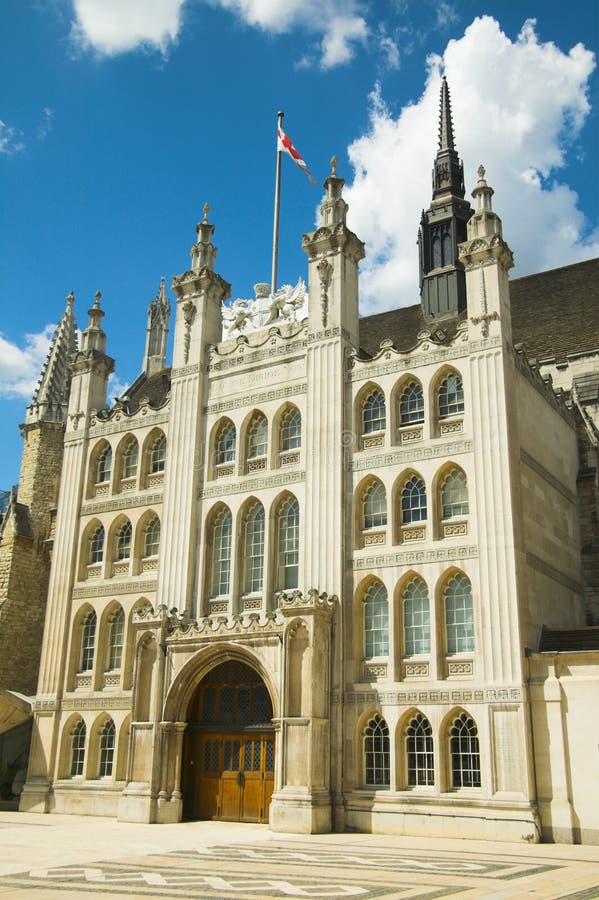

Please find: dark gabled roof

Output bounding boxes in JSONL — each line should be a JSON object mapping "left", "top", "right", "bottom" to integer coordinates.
{"left": 358, "top": 257, "right": 599, "bottom": 360}
{"left": 538, "top": 626, "right": 599, "bottom": 653}
{"left": 120, "top": 368, "right": 172, "bottom": 413}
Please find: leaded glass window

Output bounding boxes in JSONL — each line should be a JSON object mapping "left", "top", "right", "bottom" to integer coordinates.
{"left": 98, "top": 719, "right": 115, "bottom": 777}
{"left": 122, "top": 439, "right": 138, "bottom": 478}
{"left": 107, "top": 607, "right": 124, "bottom": 670}
{"left": 445, "top": 573, "right": 474, "bottom": 654}
{"left": 70, "top": 720, "right": 86, "bottom": 777}
{"left": 244, "top": 504, "right": 265, "bottom": 593}
{"left": 280, "top": 408, "right": 301, "bottom": 451}
{"left": 211, "top": 507, "right": 232, "bottom": 596}
{"left": 363, "top": 482, "right": 387, "bottom": 530}
{"left": 438, "top": 373, "right": 464, "bottom": 418}
{"left": 406, "top": 713, "right": 434, "bottom": 786}
{"left": 364, "top": 714, "right": 390, "bottom": 787}
{"left": 81, "top": 610, "right": 96, "bottom": 672}
{"left": 441, "top": 470, "right": 468, "bottom": 519}
{"left": 216, "top": 421, "right": 236, "bottom": 465}
{"left": 399, "top": 382, "right": 424, "bottom": 425}
{"left": 364, "top": 582, "right": 389, "bottom": 658}
{"left": 363, "top": 389, "right": 386, "bottom": 434}
{"left": 450, "top": 713, "right": 481, "bottom": 787}
{"left": 278, "top": 497, "right": 299, "bottom": 589}
{"left": 150, "top": 434, "right": 166, "bottom": 473}
{"left": 96, "top": 445, "right": 112, "bottom": 483}
{"left": 116, "top": 521, "right": 132, "bottom": 560}
{"left": 403, "top": 579, "right": 430, "bottom": 656}
{"left": 144, "top": 517, "right": 160, "bottom": 557}
{"left": 89, "top": 525, "right": 105, "bottom": 564}
{"left": 247, "top": 414, "right": 268, "bottom": 459}
{"left": 401, "top": 476, "right": 427, "bottom": 524}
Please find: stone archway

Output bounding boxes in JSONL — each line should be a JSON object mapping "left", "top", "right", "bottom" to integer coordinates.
{"left": 181, "top": 659, "right": 275, "bottom": 823}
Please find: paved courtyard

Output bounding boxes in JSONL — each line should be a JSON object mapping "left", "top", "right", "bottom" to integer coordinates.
{"left": 0, "top": 812, "right": 598, "bottom": 899}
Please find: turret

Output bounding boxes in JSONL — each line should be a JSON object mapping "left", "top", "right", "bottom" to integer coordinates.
{"left": 68, "top": 291, "right": 115, "bottom": 424}
{"left": 142, "top": 277, "right": 170, "bottom": 377}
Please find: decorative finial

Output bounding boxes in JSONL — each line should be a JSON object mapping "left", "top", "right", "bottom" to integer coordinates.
{"left": 203, "top": 202, "right": 210, "bottom": 223}
{"left": 477, "top": 164, "right": 486, "bottom": 180}
{"left": 94, "top": 290, "right": 102, "bottom": 307}
{"left": 66, "top": 290, "right": 75, "bottom": 309}
{"left": 330, "top": 155, "right": 338, "bottom": 177}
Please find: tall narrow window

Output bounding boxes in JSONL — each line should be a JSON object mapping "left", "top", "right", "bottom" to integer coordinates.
{"left": 364, "top": 582, "right": 389, "bottom": 658}
{"left": 116, "top": 521, "right": 132, "bottom": 560}
{"left": 89, "top": 525, "right": 105, "bottom": 564}
{"left": 403, "top": 578, "right": 430, "bottom": 656}
{"left": 280, "top": 408, "right": 301, "bottom": 452}
{"left": 96, "top": 445, "right": 112, "bottom": 483}
{"left": 364, "top": 714, "right": 390, "bottom": 787}
{"left": 70, "top": 720, "right": 86, "bottom": 777}
{"left": 244, "top": 504, "right": 265, "bottom": 593}
{"left": 80, "top": 610, "right": 97, "bottom": 672}
{"left": 406, "top": 713, "right": 434, "bottom": 786}
{"left": 216, "top": 421, "right": 236, "bottom": 465}
{"left": 122, "top": 439, "right": 138, "bottom": 479}
{"left": 438, "top": 373, "right": 464, "bottom": 418}
{"left": 278, "top": 497, "right": 299, "bottom": 589}
{"left": 150, "top": 434, "right": 166, "bottom": 473}
{"left": 399, "top": 382, "right": 424, "bottom": 425}
{"left": 211, "top": 507, "right": 232, "bottom": 596}
{"left": 363, "top": 389, "right": 386, "bottom": 434}
{"left": 450, "top": 712, "right": 481, "bottom": 788}
{"left": 107, "top": 607, "right": 125, "bottom": 670}
{"left": 401, "top": 476, "right": 427, "bottom": 524}
{"left": 247, "top": 414, "right": 268, "bottom": 459}
{"left": 363, "top": 482, "right": 387, "bottom": 530}
{"left": 441, "top": 469, "right": 468, "bottom": 519}
{"left": 144, "top": 517, "right": 161, "bottom": 557}
{"left": 98, "top": 719, "right": 116, "bottom": 777}
{"left": 445, "top": 573, "right": 474, "bottom": 654}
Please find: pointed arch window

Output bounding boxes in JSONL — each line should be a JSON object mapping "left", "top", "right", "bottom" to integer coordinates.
{"left": 247, "top": 414, "right": 268, "bottom": 459}
{"left": 70, "top": 720, "right": 86, "bottom": 777}
{"left": 211, "top": 507, "right": 232, "bottom": 596}
{"left": 107, "top": 607, "right": 125, "bottom": 670}
{"left": 406, "top": 713, "right": 434, "bottom": 786}
{"left": 401, "top": 476, "right": 427, "bottom": 524}
{"left": 363, "top": 714, "right": 390, "bottom": 787}
{"left": 97, "top": 445, "right": 112, "bottom": 483}
{"left": 280, "top": 408, "right": 302, "bottom": 452}
{"left": 403, "top": 578, "right": 430, "bottom": 656}
{"left": 80, "top": 610, "right": 97, "bottom": 672}
{"left": 399, "top": 382, "right": 424, "bottom": 425}
{"left": 441, "top": 469, "right": 468, "bottom": 519}
{"left": 115, "top": 521, "right": 132, "bottom": 560}
{"left": 122, "top": 439, "right": 138, "bottom": 479}
{"left": 216, "top": 421, "right": 236, "bottom": 466}
{"left": 144, "top": 517, "right": 161, "bottom": 557}
{"left": 450, "top": 712, "right": 481, "bottom": 787}
{"left": 438, "top": 373, "right": 464, "bottom": 419}
{"left": 445, "top": 573, "right": 474, "bottom": 654}
{"left": 364, "top": 582, "right": 389, "bottom": 658}
{"left": 98, "top": 719, "right": 116, "bottom": 777}
{"left": 244, "top": 504, "right": 265, "bottom": 593}
{"left": 150, "top": 434, "right": 166, "bottom": 473}
{"left": 89, "top": 525, "right": 105, "bottom": 564}
{"left": 363, "top": 482, "right": 387, "bottom": 530}
{"left": 278, "top": 497, "right": 299, "bottom": 590}
{"left": 363, "top": 389, "right": 386, "bottom": 434}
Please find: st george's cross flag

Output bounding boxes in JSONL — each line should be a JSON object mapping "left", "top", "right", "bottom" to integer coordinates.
{"left": 277, "top": 125, "right": 317, "bottom": 185}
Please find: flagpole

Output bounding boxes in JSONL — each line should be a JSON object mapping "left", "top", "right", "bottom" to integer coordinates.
{"left": 271, "top": 110, "right": 284, "bottom": 296}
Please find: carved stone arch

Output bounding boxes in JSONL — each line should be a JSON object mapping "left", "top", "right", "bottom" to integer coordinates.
{"left": 440, "top": 705, "right": 481, "bottom": 791}
{"left": 134, "top": 508, "right": 160, "bottom": 572}
{"left": 354, "top": 380, "right": 386, "bottom": 443}
{"left": 430, "top": 364, "right": 465, "bottom": 428}
{"left": 354, "top": 473, "right": 388, "bottom": 548}
{"left": 58, "top": 711, "right": 88, "bottom": 778}
{"left": 68, "top": 601, "right": 97, "bottom": 690}
{"left": 114, "top": 432, "right": 139, "bottom": 493}
{"left": 86, "top": 437, "right": 114, "bottom": 499}
{"left": 141, "top": 426, "right": 167, "bottom": 488}
{"left": 435, "top": 566, "right": 475, "bottom": 661}
{"left": 209, "top": 415, "right": 236, "bottom": 479}
{"left": 202, "top": 499, "right": 233, "bottom": 612}
{"left": 432, "top": 461, "right": 469, "bottom": 539}
{"left": 391, "top": 372, "right": 425, "bottom": 435}
{"left": 106, "top": 513, "right": 133, "bottom": 576}
{"left": 271, "top": 490, "right": 300, "bottom": 594}
{"left": 78, "top": 517, "right": 106, "bottom": 580}
{"left": 240, "top": 407, "right": 269, "bottom": 471}
{"left": 87, "top": 711, "right": 116, "bottom": 779}
{"left": 392, "top": 467, "right": 427, "bottom": 542}
{"left": 272, "top": 401, "right": 302, "bottom": 462}
{"left": 357, "top": 708, "right": 391, "bottom": 789}
{"left": 353, "top": 574, "right": 387, "bottom": 674}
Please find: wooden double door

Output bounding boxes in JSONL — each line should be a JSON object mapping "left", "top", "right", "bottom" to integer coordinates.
{"left": 184, "top": 731, "right": 275, "bottom": 823}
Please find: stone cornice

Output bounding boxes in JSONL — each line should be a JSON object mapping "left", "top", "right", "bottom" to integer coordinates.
{"left": 88, "top": 409, "right": 169, "bottom": 437}
{"left": 341, "top": 686, "right": 522, "bottom": 705}
{"left": 351, "top": 544, "right": 478, "bottom": 570}
{"left": 302, "top": 222, "right": 365, "bottom": 264}
{"left": 72, "top": 579, "right": 157, "bottom": 600}
{"left": 70, "top": 348, "right": 115, "bottom": 378}
{"left": 351, "top": 440, "right": 473, "bottom": 471}
{"left": 200, "top": 470, "right": 305, "bottom": 499}
{"left": 81, "top": 491, "right": 163, "bottom": 516}
{"left": 205, "top": 382, "right": 306, "bottom": 415}
{"left": 208, "top": 338, "right": 307, "bottom": 372}
{"left": 458, "top": 233, "right": 514, "bottom": 271}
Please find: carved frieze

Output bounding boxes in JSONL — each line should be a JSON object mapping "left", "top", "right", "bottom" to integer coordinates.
{"left": 352, "top": 440, "right": 473, "bottom": 472}
{"left": 206, "top": 382, "right": 306, "bottom": 415}
{"left": 82, "top": 492, "right": 163, "bottom": 516}
{"left": 200, "top": 470, "right": 305, "bottom": 499}
{"left": 352, "top": 544, "right": 478, "bottom": 570}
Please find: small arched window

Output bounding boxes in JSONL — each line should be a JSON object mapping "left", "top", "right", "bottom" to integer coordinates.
{"left": 247, "top": 414, "right": 268, "bottom": 459}
{"left": 98, "top": 719, "right": 116, "bottom": 777}
{"left": 363, "top": 482, "right": 387, "bottom": 530}
{"left": 216, "top": 421, "right": 236, "bottom": 466}
{"left": 80, "top": 610, "right": 97, "bottom": 672}
{"left": 278, "top": 497, "right": 299, "bottom": 590}
{"left": 144, "top": 517, "right": 160, "bottom": 557}
{"left": 450, "top": 712, "right": 481, "bottom": 788}
{"left": 280, "top": 408, "right": 302, "bottom": 452}
{"left": 115, "top": 521, "right": 132, "bottom": 560}
{"left": 438, "top": 373, "right": 464, "bottom": 419}
{"left": 444, "top": 573, "right": 474, "bottom": 654}
{"left": 211, "top": 507, "right": 232, "bottom": 596}
{"left": 406, "top": 713, "right": 434, "bottom": 786}
{"left": 403, "top": 578, "right": 430, "bottom": 656}
{"left": 70, "top": 720, "right": 86, "bottom": 777}
{"left": 364, "top": 582, "right": 389, "bottom": 658}
{"left": 150, "top": 434, "right": 167, "bottom": 473}
{"left": 364, "top": 714, "right": 390, "bottom": 787}
{"left": 96, "top": 445, "right": 112, "bottom": 484}
{"left": 363, "top": 389, "right": 386, "bottom": 434}
{"left": 107, "top": 608, "right": 125, "bottom": 670}
{"left": 399, "top": 382, "right": 424, "bottom": 426}
{"left": 122, "top": 439, "right": 138, "bottom": 479}
{"left": 401, "top": 476, "right": 427, "bottom": 524}
{"left": 244, "top": 504, "right": 265, "bottom": 593}
{"left": 89, "top": 525, "right": 105, "bottom": 564}
{"left": 441, "top": 469, "right": 468, "bottom": 519}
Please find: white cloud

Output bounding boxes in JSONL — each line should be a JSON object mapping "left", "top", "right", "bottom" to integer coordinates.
{"left": 37, "top": 107, "right": 55, "bottom": 141}
{"left": 379, "top": 34, "right": 400, "bottom": 70}
{"left": 0, "top": 328, "right": 54, "bottom": 399}
{"left": 70, "top": 0, "right": 184, "bottom": 56}
{"left": 107, "top": 372, "right": 131, "bottom": 401}
{"left": 343, "top": 16, "right": 598, "bottom": 314}
{"left": 436, "top": 2, "right": 458, "bottom": 29}
{"left": 0, "top": 120, "right": 25, "bottom": 155}
{"left": 320, "top": 15, "right": 368, "bottom": 69}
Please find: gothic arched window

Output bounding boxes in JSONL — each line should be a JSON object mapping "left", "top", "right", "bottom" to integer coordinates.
{"left": 441, "top": 469, "right": 468, "bottom": 519}
{"left": 144, "top": 516, "right": 161, "bottom": 557}
{"left": 363, "top": 482, "right": 387, "bottom": 530}
{"left": 247, "top": 414, "right": 268, "bottom": 459}
{"left": 70, "top": 720, "right": 86, "bottom": 777}
{"left": 96, "top": 445, "right": 112, "bottom": 484}
{"left": 80, "top": 610, "right": 97, "bottom": 672}
{"left": 406, "top": 713, "right": 434, "bottom": 786}
{"left": 107, "top": 607, "right": 125, "bottom": 671}
{"left": 403, "top": 578, "right": 430, "bottom": 656}
{"left": 150, "top": 434, "right": 166, "bottom": 473}
{"left": 438, "top": 373, "right": 464, "bottom": 419}
{"left": 363, "top": 714, "right": 390, "bottom": 787}
{"left": 98, "top": 719, "right": 116, "bottom": 778}
{"left": 211, "top": 507, "right": 232, "bottom": 596}
{"left": 401, "top": 476, "right": 427, "bottom": 524}
{"left": 363, "top": 389, "right": 386, "bottom": 434}
{"left": 364, "top": 582, "right": 389, "bottom": 658}
{"left": 280, "top": 408, "right": 302, "bottom": 452}
{"left": 243, "top": 503, "right": 265, "bottom": 593}
{"left": 399, "top": 382, "right": 424, "bottom": 425}
{"left": 444, "top": 573, "right": 474, "bottom": 654}
{"left": 216, "top": 421, "right": 236, "bottom": 466}
{"left": 89, "top": 525, "right": 105, "bottom": 564}
{"left": 115, "top": 521, "right": 132, "bottom": 561}
{"left": 450, "top": 712, "right": 481, "bottom": 788}
{"left": 277, "top": 496, "right": 299, "bottom": 590}
{"left": 122, "top": 439, "right": 138, "bottom": 479}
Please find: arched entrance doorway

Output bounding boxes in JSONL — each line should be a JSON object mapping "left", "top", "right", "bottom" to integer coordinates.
{"left": 181, "top": 660, "right": 275, "bottom": 823}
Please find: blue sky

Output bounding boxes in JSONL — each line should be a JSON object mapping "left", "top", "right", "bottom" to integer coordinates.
{"left": 1, "top": 0, "right": 598, "bottom": 488}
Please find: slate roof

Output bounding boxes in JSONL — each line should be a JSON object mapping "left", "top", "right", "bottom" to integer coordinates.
{"left": 538, "top": 626, "right": 599, "bottom": 653}
{"left": 119, "top": 368, "right": 172, "bottom": 414}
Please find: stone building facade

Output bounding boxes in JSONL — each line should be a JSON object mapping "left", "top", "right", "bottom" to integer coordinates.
{"left": 3, "top": 80, "right": 599, "bottom": 842}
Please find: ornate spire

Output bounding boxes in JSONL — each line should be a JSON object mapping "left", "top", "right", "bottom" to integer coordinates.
{"left": 191, "top": 201, "right": 217, "bottom": 271}
{"left": 142, "top": 276, "right": 171, "bottom": 377}
{"left": 438, "top": 76, "right": 456, "bottom": 151}
{"left": 80, "top": 290, "right": 107, "bottom": 353}
{"left": 432, "top": 76, "right": 465, "bottom": 201}
{"left": 25, "top": 291, "right": 78, "bottom": 425}
{"left": 318, "top": 154, "right": 348, "bottom": 228}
